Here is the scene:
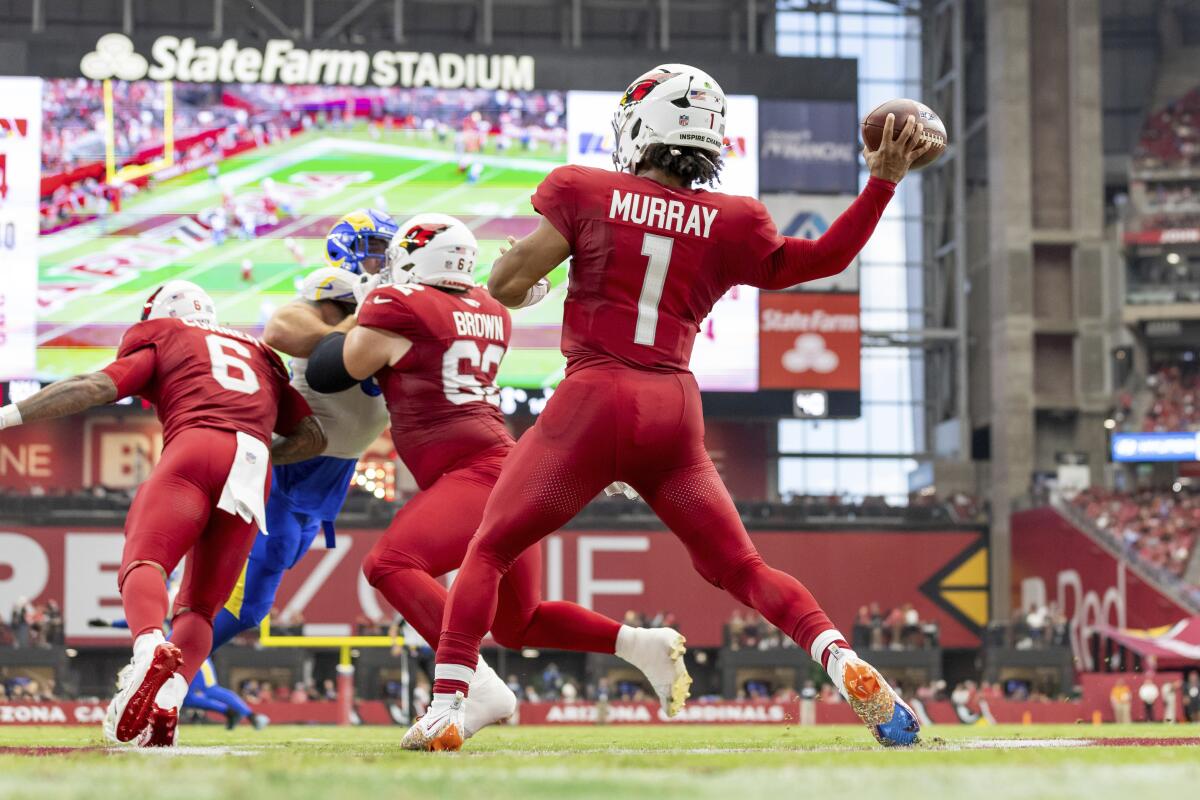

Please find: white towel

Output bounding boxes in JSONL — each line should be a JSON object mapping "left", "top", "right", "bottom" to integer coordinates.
{"left": 217, "top": 431, "right": 270, "bottom": 534}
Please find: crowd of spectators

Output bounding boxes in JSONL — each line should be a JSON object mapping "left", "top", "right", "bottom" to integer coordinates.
{"left": 1137, "top": 365, "right": 1200, "bottom": 433}
{"left": 725, "top": 611, "right": 799, "bottom": 652}
{"left": 238, "top": 677, "right": 338, "bottom": 705}
{"left": 1070, "top": 487, "right": 1199, "bottom": 581}
{"left": 0, "top": 599, "right": 64, "bottom": 649}
{"left": 1133, "top": 86, "right": 1200, "bottom": 172}
{"left": 0, "top": 675, "right": 57, "bottom": 702}
{"left": 851, "top": 603, "right": 940, "bottom": 651}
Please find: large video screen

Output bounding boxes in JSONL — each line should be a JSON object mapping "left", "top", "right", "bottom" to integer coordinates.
{"left": 29, "top": 78, "right": 763, "bottom": 391}
{"left": 36, "top": 78, "right": 570, "bottom": 388}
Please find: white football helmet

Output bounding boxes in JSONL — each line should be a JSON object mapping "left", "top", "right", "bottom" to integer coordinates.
{"left": 141, "top": 280, "right": 217, "bottom": 326}
{"left": 384, "top": 213, "right": 478, "bottom": 291}
{"left": 612, "top": 63, "right": 727, "bottom": 173}
{"left": 300, "top": 266, "right": 359, "bottom": 305}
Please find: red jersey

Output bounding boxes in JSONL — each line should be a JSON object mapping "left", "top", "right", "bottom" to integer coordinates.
{"left": 102, "top": 318, "right": 311, "bottom": 448}
{"left": 532, "top": 165, "right": 893, "bottom": 375}
{"left": 356, "top": 283, "right": 514, "bottom": 489}
{"left": 532, "top": 165, "right": 781, "bottom": 374}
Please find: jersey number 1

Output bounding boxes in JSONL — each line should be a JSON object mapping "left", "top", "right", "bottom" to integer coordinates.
{"left": 206, "top": 335, "right": 261, "bottom": 395}
{"left": 635, "top": 233, "right": 674, "bottom": 346}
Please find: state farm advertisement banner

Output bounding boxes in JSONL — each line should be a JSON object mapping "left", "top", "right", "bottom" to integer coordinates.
{"left": 0, "top": 77, "right": 42, "bottom": 379}
{"left": 0, "top": 527, "right": 987, "bottom": 648}
{"left": 1011, "top": 508, "right": 1192, "bottom": 670}
{"left": 759, "top": 292, "right": 860, "bottom": 390}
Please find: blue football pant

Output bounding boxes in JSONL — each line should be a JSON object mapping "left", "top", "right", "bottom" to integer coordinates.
{"left": 210, "top": 500, "right": 321, "bottom": 652}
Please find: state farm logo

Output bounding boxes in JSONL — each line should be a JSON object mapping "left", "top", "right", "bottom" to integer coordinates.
{"left": 760, "top": 307, "right": 858, "bottom": 334}
{"left": 782, "top": 333, "right": 838, "bottom": 374}
{"left": 758, "top": 293, "right": 860, "bottom": 391}
{"left": 80, "top": 33, "right": 149, "bottom": 81}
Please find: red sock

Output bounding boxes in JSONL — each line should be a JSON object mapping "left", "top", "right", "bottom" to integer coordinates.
{"left": 370, "top": 569, "right": 447, "bottom": 648}
{"left": 120, "top": 564, "right": 169, "bottom": 640}
{"left": 170, "top": 611, "right": 213, "bottom": 684}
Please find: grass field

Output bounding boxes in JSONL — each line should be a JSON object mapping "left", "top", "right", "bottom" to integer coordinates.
{"left": 1, "top": 724, "right": 1198, "bottom": 800}
{"left": 38, "top": 125, "right": 569, "bottom": 387}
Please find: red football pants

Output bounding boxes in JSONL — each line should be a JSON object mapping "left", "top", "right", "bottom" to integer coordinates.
{"left": 120, "top": 428, "right": 265, "bottom": 683}
{"left": 435, "top": 366, "right": 840, "bottom": 684}
{"left": 362, "top": 446, "right": 620, "bottom": 655}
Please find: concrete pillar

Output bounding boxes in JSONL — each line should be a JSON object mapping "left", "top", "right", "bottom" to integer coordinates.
{"left": 983, "top": 0, "right": 1107, "bottom": 622}
{"left": 986, "top": 0, "right": 1035, "bottom": 622}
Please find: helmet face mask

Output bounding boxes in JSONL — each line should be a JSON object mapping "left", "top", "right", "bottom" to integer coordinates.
{"left": 142, "top": 280, "right": 218, "bottom": 326}
{"left": 612, "top": 64, "right": 727, "bottom": 175}
{"left": 384, "top": 214, "right": 478, "bottom": 291}
{"left": 325, "top": 209, "right": 399, "bottom": 275}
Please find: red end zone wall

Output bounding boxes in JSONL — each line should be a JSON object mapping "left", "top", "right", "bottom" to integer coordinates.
{"left": 1011, "top": 508, "right": 1192, "bottom": 669}
{"left": 0, "top": 526, "right": 987, "bottom": 648}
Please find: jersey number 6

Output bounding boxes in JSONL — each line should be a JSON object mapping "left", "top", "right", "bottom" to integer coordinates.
{"left": 635, "top": 233, "right": 674, "bottom": 346}
{"left": 206, "top": 335, "right": 261, "bottom": 395}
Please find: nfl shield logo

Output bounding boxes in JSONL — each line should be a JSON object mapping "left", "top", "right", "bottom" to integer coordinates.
{"left": 679, "top": 115, "right": 690, "bottom": 126}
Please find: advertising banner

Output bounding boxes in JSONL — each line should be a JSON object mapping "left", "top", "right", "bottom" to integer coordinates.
{"left": 0, "top": 77, "right": 42, "bottom": 379}
{"left": 758, "top": 99, "right": 858, "bottom": 194}
{"left": 1110, "top": 432, "right": 1200, "bottom": 462}
{"left": 759, "top": 292, "right": 860, "bottom": 391}
{"left": 761, "top": 193, "right": 861, "bottom": 291}
{"left": 1, "top": 526, "right": 987, "bottom": 648}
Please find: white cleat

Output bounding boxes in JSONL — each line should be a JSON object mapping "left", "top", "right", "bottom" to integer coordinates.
{"left": 616, "top": 626, "right": 691, "bottom": 717}
{"left": 401, "top": 692, "right": 468, "bottom": 752}
{"left": 464, "top": 663, "right": 517, "bottom": 740}
{"left": 103, "top": 632, "right": 184, "bottom": 745}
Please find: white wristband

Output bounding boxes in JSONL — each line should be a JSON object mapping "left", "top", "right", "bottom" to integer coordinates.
{"left": 0, "top": 404, "right": 22, "bottom": 430}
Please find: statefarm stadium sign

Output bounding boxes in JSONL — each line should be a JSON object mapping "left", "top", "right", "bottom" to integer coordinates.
{"left": 78, "top": 33, "right": 535, "bottom": 90}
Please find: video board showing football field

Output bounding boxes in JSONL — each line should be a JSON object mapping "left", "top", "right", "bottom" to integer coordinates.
{"left": 33, "top": 79, "right": 761, "bottom": 390}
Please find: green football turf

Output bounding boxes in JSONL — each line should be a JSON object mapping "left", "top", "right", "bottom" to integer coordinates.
{"left": 1, "top": 724, "right": 1198, "bottom": 800}
{"left": 38, "top": 125, "right": 569, "bottom": 388}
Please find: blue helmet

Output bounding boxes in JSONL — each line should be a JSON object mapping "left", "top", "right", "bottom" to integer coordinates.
{"left": 324, "top": 209, "right": 399, "bottom": 275}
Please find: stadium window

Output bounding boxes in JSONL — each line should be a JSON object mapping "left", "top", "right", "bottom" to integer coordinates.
{"left": 776, "top": 1, "right": 925, "bottom": 500}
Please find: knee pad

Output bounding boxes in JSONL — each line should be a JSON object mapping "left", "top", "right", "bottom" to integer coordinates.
{"left": 710, "top": 549, "right": 766, "bottom": 592}
{"left": 362, "top": 540, "right": 428, "bottom": 587}
{"left": 489, "top": 611, "right": 532, "bottom": 651}
{"left": 465, "top": 534, "right": 518, "bottom": 575}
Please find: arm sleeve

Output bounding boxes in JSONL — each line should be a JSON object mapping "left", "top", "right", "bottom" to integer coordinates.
{"left": 740, "top": 176, "right": 896, "bottom": 291}
{"left": 99, "top": 347, "right": 157, "bottom": 400}
{"left": 531, "top": 166, "right": 579, "bottom": 249}
{"left": 273, "top": 383, "right": 313, "bottom": 437}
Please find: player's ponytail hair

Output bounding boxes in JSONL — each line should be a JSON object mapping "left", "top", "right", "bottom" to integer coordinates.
{"left": 636, "top": 143, "right": 723, "bottom": 187}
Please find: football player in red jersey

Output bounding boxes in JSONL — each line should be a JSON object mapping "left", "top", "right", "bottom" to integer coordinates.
{"left": 415, "top": 65, "right": 934, "bottom": 749}
{"left": 0, "top": 281, "right": 326, "bottom": 746}
{"left": 304, "top": 214, "right": 691, "bottom": 750}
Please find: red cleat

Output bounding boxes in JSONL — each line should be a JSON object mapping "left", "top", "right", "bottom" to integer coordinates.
{"left": 104, "top": 641, "right": 183, "bottom": 744}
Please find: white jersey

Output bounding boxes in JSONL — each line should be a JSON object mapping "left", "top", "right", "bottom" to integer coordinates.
{"left": 289, "top": 355, "right": 390, "bottom": 460}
